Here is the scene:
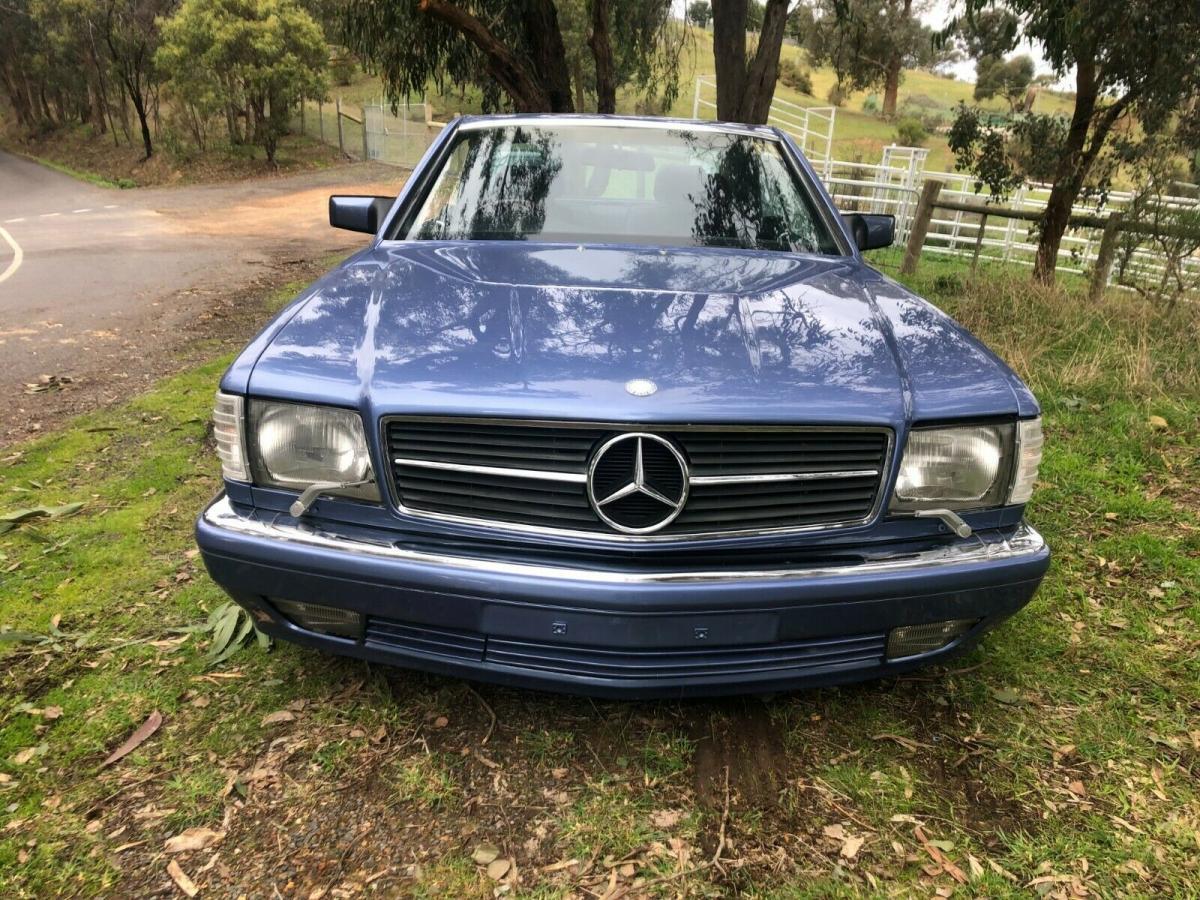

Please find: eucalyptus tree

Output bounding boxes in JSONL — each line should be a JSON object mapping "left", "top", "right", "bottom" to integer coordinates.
{"left": 957, "top": 0, "right": 1200, "bottom": 283}
{"left": 340, "top": 0, "right": 682, "bottom": 116}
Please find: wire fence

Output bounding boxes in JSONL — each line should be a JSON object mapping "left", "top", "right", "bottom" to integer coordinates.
{"left": 295, "top": 96, "right": 443, "bottom": 170}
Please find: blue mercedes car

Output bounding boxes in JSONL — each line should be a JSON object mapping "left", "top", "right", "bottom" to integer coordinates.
{"left": 196, "top": 115, "right": 1048, "bottom": 697}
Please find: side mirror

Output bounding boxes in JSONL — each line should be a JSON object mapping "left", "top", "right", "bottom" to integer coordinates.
{"left": 329, "top": 195, "right": 395, "bottom": 234}
{"left": 842, "top": 213, "right": 895, "bottom": 251}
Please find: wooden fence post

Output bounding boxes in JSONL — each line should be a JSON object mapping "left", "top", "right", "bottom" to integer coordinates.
{"left": 335, "top": 96, "right": 345, "bottom": 155}
{"left": 318, "top": 99, "right": 324, "bottom": 141}
{"left": 900, "top": 179, "right": 943, "bottom": 275}
{"left": 971, "top": 213, "right": 989, "bottom": 274}
{"left": 361, "top": 104, "right": 370, "bottom": 159}
{"left": 1088, "top": 213, "right": 1124, "bottom": 302}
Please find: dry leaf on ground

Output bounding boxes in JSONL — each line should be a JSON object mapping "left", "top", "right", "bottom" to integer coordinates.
{"left": 165, "top": 827, "right": 224, "bottom": 853}
{"left": 102, "top": 711, "right": 163, "bottom": 767}
{"left": 167, "top": 859, "right": 199, "bottom": 897}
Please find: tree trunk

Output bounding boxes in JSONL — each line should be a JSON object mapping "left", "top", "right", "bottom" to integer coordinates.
{"left": 589, "top": 0, "right": 616, "bottom": 114}
{"left": 570, "top": 57, "right": 587, "bottom": 112}
{"left": 126, "top": 77, "right": 153, "bottom": 159}
{"left": 418, "top": 0, "right": 554, "bottom": 112}
{"left": 740, "top": 0, "right": 790, "bottom": 123}
{"left": 882, "top": 56, "right": 901, "bottom": 119}
{"left": 1032, "top": 59, "right": 1098, "bottom": 283}
{"left": 712, "top": 0, "right": 790, "bottom": 124}
{"left": 712, "top": 0, "right": 748, "bottom": 121}
{"left": 524, "top": 0, "right": 574, "bottom": 112}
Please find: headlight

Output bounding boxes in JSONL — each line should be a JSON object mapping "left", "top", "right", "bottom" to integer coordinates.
{"left": 249, "top": 400, "right": 379, "bottom": 502}
{"left": 890, "top": 423, "right": 1013, "bottom": 511}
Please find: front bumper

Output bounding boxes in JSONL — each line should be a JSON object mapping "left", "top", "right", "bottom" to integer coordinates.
{"left": 196, "top": 495, "right": 1050, "bottom": 698}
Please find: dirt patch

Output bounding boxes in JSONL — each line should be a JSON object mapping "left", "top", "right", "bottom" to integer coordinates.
{"left": 690, "top": 698, "right": 790, "bottom": 814}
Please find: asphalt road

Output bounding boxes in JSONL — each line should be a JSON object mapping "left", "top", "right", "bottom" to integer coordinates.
{"left": 0, "top": 150, "right": 396, "bottom": 439}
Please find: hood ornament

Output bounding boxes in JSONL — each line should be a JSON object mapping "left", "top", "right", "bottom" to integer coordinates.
{"left": 625, "top": 378, "right": 657, "bottom": 397}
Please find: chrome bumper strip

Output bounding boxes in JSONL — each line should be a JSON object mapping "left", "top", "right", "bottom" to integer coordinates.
{"left": 202, "top": 496, "right": 1046, "bottom": 586}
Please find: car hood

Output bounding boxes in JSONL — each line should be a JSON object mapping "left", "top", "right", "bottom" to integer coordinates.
{"left": 246, "top": 243, "right": 1027, "bottom": 425}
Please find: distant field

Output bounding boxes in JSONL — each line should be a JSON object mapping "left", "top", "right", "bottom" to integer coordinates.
{"left": 332, "top": 25, "right": 1077, "bottom": 174}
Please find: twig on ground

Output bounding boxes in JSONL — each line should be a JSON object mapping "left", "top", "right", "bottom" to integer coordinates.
{"left": 711, "top": 765, "right": 730, "bottom": 868}
{"left": 466, "top": 683, "right": 497, "bottom": 745}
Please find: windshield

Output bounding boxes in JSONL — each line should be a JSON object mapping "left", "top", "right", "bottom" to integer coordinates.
{"left": 395, "top": 123, "right": 841, "bottom": 255}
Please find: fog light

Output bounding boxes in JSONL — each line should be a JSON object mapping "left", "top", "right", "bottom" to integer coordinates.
{"left": 886, "top": 619, "right": 977, "bottom": 660}
{"left": 271, "top": 599, "right": 362, "bottom": 639}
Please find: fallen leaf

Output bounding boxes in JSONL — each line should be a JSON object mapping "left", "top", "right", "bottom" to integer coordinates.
{"left": 102, "top": 711, "right": 163, "bottom": 767}
{"left": 12, "top": 745, "right": 44, "bottom": 766}
{"left": 165, "top": 827, "right": 224, "bottom": 853}
{"left": 651, "top": 809, "right": 683, "bottom": 828}
{"left": 472, "top": 842, "right": 500, "bottom": 865}
{"left": 432, "top": 716, "right": 449, "bottom": 729}
{"left": 822, "top": 823, "right": 847, "bottom": 841}
{"left": 1068, "top": 780, "right": 1087, "bottom": 798}
{"left": 840, "top": 835, "right": 865, "bottom": 859}
{"left": 1147, "top": 415, "right": 1168, "bottom": 431}
{"left": 260, "top": 710, "right": 295, "bottom": 726}
{"left": 42, "top": 706, "right": 63, "bottom": 720}
{"left": 167, "top": 859, "right": 199, "bottom": 897}
{"left": 486, "top": 858, "right": 511, "bottom": 880}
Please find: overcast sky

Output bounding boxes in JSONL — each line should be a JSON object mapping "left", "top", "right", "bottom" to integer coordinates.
{"left": 920, "top": 0, "right": 1071, "bottom": 86}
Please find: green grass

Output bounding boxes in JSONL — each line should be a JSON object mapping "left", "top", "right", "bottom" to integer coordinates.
{"left": 1, "top": 261, "right": 1197, "bottom": 896}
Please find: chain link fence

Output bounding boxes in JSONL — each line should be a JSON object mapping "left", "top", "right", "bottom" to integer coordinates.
{"left": 295, "top": 97, "right": 443, "bottom": 170}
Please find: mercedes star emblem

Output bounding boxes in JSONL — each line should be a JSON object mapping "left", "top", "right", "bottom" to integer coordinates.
{"left": 587, "top": 433, "right": 689, "bottom": 534}
{"left": 624, "top": 378, "right": 658, "bottom": 397}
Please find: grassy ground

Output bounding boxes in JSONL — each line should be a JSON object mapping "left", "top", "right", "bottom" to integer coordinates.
{"left": 1, "top": 261, "right": 1197, "bottom": 898}
{"left": 0, "top": 122, "right": 346, "bottom": 188}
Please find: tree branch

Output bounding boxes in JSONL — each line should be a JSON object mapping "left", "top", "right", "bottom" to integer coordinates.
{"left": 417, "top": 0, "right": 551, "bottom": 112}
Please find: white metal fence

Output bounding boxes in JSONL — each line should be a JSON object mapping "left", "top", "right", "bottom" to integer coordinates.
{"left": 692, "top": 77, "right": 837, "bottom": 169}
{"left": 688, "top": 78, "right": 1199, "bottom": 291}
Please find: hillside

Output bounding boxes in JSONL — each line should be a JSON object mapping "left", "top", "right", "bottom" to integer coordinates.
{"left": 332, "top": 25, "right": 1077, "bottom": 174}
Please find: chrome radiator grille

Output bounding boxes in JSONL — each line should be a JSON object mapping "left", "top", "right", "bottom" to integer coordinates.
{"left": 384, "top": 417, "right": 891, "bottom": 540}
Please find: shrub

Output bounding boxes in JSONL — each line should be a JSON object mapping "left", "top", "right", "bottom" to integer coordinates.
{"left": 776, "top": 59, "right": 813, "bottom": 95}
{"left": 894, "top": 116, "right": 928, "bottom": 146}
{"left": 331, "top": 54, "right": 356, "bottom": 87}
{"left": 861, "top": 94, "right": 879, "bottom": 114}
{"left": 826, "top": 82, "right": 847, "bottom": 107}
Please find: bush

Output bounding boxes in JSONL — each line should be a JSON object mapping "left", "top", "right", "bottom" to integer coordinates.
{"left": 776, "top": 59, "right": 813, "bottom": 95}
{"left": 826, "top": 82, "right": 847, "bottom": 107}
{"left": 894, "top": 116, "right": 928, "bottom": 146}
{"left": 331, "top": 54, "right": 356, "bottom": 87}
{"left": 861, "top": 94, "right": 879, "bottom": 114}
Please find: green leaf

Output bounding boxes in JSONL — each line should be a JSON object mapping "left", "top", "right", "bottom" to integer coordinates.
{"left": 0, "top": 630, "right": 45, "bottom": 644}
{"left": 208, "top": 603, "right": 241, "bottom": 659}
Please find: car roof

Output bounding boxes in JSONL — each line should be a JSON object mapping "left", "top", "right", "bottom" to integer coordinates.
{"left": 452, "top": 113, "right": 783, "bottom": 141}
